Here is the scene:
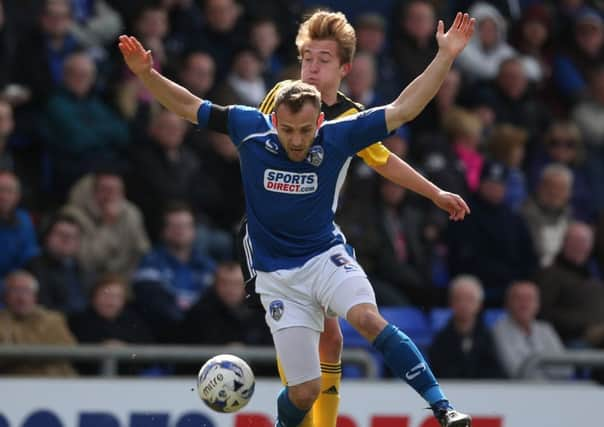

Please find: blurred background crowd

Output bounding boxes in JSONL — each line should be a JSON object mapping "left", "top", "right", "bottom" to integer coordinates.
{"left": 1, "top": 0, "right": 604, "bottom": 381}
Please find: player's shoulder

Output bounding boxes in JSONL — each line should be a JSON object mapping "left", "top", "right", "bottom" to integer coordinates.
{"left": 337, "top": 91, "right": 365, "bottom": 113}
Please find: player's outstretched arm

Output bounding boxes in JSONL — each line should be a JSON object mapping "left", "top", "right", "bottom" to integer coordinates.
{"left": 118, "top": 35, "right": 202, "bottom": 124}
{"left": 374, "top": 154, "right": 470, "bottom": 221}
{"left": 384, "top": 12, "right": 475, "bottom": 132}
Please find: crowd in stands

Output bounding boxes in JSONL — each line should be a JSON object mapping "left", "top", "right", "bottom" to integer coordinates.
{"left": 0, "top": 0, "right": 604, "bottom": 381}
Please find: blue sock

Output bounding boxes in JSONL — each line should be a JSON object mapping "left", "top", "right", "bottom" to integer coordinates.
{"left": 276, "top": 387, "right": 309, "bottom": 427}
{"left": 373, "top": 324, "right": 447, "bottom": 406}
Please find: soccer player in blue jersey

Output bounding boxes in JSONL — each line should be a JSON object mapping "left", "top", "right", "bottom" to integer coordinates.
{"left": 119, "top": 11, "right": 475, "bottom": 427}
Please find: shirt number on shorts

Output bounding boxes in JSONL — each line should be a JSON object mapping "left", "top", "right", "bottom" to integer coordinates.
{"left": 330, "top": 253, "right": 349, "bottom": 266}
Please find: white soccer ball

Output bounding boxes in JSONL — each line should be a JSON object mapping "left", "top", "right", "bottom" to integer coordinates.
{"left": 197, "top": 354, "right": 256, "bottom": 413}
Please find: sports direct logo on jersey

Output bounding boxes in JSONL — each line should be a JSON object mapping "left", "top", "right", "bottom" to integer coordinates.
{"left": 263, "top": 169, "right": 318, "bottom": 194}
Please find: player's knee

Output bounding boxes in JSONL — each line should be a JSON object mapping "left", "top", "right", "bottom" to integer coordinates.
{"left": 289, "top": 380, "right": 321, "bottom": 410}
{"left": 347, "top": 304, "right": 387, "bottom": 341}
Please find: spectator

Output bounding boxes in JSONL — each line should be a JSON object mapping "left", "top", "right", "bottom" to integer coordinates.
{"left": 62, "top": 170, "right": 150, "bottom": 278}
{"left": 339, "top": 177, "right": 435, "bottom": 307}
{"left": 0, "top": 99, "right": 14, "bottom": 170}
{"left": 184, "top": 0, "right": 245, "bottom": 79}
{"left": 354, "top": 12, "right": 399, "bottom": 98}
{"left": 455, "top": 2, "right": 516, "bottom": 82}
{"left": 42, "top": 51, "right": 130, "bottom": 196}
{"left": 69, "top": 0, "right": 123, "bottom": 49}
{"left": 69, "top": 274, "right": 153, "bottom": 375}
{"left": 0, "top": 0, "right": 17, "bottom": 96}
{"left": 536, "top": 222, "right": 604, "bottom": 348}
{"left": 554, "top": 7, "right": 604, "bottom": 102}
{"left": 131, "top": 5, "right": 169, "bottom": 69}
{"left": 212, "top": 46, "right": 266, "bottom": 107}
{"left": 0, "top": 270, "right": 77, "bottom": 376}
{"left": 133, "top": 203, "right": 216, "bottom": 340}
{"left": 116, "top": 4, "right": 169, "bottom": 124}
{"left": 127, "top": 109, "right": 203, "bottom": 241}
{"left": 488, "top": 124, "right": 529, "bottom": 212}
{"left": 442, "top": 107, "right": 484, "bottom": 193}
{"left": 572, "top": 66, "right": 604, "bottom": 146}
{"left": 522, "top": 164, "right": 573, "bottom": 268}
{"left": 492, "top": 281, "right": 572, "bottom": 380}
{"left": 510, "top": 5, "right": 553, "bottom": 84}
{"left": 180, "top": 262, "right": 270, "bottom": 345}
{"left": 0, "top": 171, "right": 39, "bottom": 278}
{"left": 473, "top": 56, "right": 550, "bottom": 142}
{"left": 447, "top": 161, "right": 538, "bottom": 306}
{"left": 190, "top": 129, "right": 244, "bottom": 234}
{"left": 528, "top": 120, "right": 599, "bottom": 223}
{"left": 25, "top": 214, "right": 91, "bottom": 316}
{"left": 429, "top": 275, "right": 505, "bottom": 379}
{"left": 391, "top": 0, "right": 438, "bottom": 88}
{"left": 178, "top": 51, "right": 216, "bottom": 99}
{"left": 343, "top": 52, "right": 384, "bottom": 108}
{"left": 249, "top": 18, "right": 283, "bottom": 86}
{"left": 11, "top": 0, "right": 82, "bottom": 107}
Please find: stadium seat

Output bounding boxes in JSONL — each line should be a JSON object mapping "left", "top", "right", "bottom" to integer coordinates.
{"left": 380, "top": 307, "right": 432, "bottom": 352}
{"left": 429, "top": 308, "right": 452, "bottom": 334}
{"left": 484, "top": 308, "right": 506, "bottom": 328}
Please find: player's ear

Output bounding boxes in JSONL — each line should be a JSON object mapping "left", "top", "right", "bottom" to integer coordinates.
{"left": 271, "top": 112, "right": 277, "bottom": 128}
{"left": 340, "top": 62, "right": 352, "bottom": 78}
{"left": 317, "top": 112, "right": 325, "bottom": 128}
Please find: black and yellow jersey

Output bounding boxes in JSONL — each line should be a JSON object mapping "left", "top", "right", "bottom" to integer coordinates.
{"left": 258, "top": 80, "right": 391, "bottom": 167}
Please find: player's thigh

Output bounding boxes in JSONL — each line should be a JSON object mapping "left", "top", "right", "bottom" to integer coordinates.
{"left": 314, "top": 245, "right": 372, "bottom": 315}
{"left": 273, "top": 326, "right": 321, "bottom": 386}
{"left": 257, "top": 271, "right": 325, "bottom": 333}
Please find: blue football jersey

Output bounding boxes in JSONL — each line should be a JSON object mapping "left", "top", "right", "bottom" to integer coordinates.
{"left": 197, "top": 101, "right": 389, "bottom": 272}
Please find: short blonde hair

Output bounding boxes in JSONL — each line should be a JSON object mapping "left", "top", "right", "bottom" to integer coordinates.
{"left": 296, "top": 10, "right": 356, "bottom": 64}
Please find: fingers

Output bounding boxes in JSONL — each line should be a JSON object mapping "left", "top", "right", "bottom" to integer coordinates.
{"left": 452, "top": 12, "right": 462, "bottom": 30}
{"left": 457, "top": 196, "right": 470, "bottom": 214}
{"left": 467, "top": 18, "right": 476, "bottom": 37}
{"left": 445, "top": 194, "right": 470, "bottom": 221}
{"left": 118, "top": 34, "right": 137, "bottom": 55}
{"left": 437, "top": 20, "right": 444, "bottom": 35}
{"left": 460, "top": 13, "right": 469, "bottom": 30}
{"left": 131, "top": 36, "right": 146, "bottom": 52}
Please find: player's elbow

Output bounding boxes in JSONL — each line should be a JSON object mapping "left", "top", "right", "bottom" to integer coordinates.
{"left": 385, "top": 103, "right": 414, "bottom": 131}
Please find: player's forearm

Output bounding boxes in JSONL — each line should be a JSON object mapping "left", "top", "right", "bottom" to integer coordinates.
{"left": 385, "top": 50, "right": 454, "bottom": 131}
{"left": 373, "top": 154, "right": 441, "bottom": 201}
{"left": 138, "top": 69, "right": 202, "bottom": 124}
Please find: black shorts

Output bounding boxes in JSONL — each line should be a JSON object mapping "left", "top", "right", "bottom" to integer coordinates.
{"left": 236, "top": 216, "right": 262, "bottom": 309}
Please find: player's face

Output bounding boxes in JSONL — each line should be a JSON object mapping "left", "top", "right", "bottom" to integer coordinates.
{"left": 273, "top": 103, "right": 324, "bottom": 162}
{"left": 300, "top": 39, "right": 350, "bottom": 99}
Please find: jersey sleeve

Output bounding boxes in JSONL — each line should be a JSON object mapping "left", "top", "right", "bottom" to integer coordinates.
{"left": 357, "top": 143, "right": 392, "bottom": 167}
{"left": 332, "top": 102, "right": 392, "bottom": 167}
{"left": 197, "top": 100, "right": 269, "bottom": 147}
{"left": 326, "top": 107, "right": 390, "bottom": 157}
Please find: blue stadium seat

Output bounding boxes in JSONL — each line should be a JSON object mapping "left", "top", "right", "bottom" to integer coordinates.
{"left": 380, "top": 307, "right": 432, "bottom": 352}
{"left": 339, "top": 317, "right": 368, "bottom": 349}
{"left": 429, "top": 308, "right": 452, "bottom": 334}
{"left": 484, "top": 308, "right": 506, "bottom": 328}
{"left": 339, "top": 318, "right": 383, "bottom": 378}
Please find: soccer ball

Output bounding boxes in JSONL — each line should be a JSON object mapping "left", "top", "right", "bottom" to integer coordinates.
{"left": 197, "top": 354, "right": 255, "bottom": 413}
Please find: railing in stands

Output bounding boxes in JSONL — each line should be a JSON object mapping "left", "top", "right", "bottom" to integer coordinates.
{"left": 0, "top": 344, "right": 379, "bottom": 378}
{"left": 519, "top": 350, "right": 604, "bottom": 378}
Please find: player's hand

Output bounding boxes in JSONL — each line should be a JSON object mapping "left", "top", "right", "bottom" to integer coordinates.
{"left": 432, "top": 190, "right": 470, "bottom": 221}
{"left": 436, "top": 12, "right": 475, "bottom": 58}
{"left": 118, "top": 35, "right": 153, "bottom": 76}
